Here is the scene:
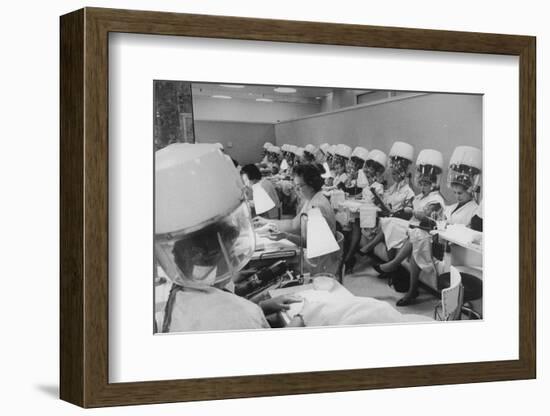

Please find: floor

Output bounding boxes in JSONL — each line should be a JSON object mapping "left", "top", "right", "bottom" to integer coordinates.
{"left": 341, "top": 255, "right": 440, "bottom": 319}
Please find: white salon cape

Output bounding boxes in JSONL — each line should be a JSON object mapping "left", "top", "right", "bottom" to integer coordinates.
{"left": 444, "top": 200, "right": 479, "bottom": 227}
{"left": 383, "top": 180, "right": 415, "bottom": 212}
{"left": 410, "top": 198, "right": 478, "bottom": 285}
{"left": 167, "top": 285, "right": 270, "bottom": 332}
{"left": 301, "top": 294, "right": 431, "bottom": 327}
{"left": 380, "top": 190, "right": 444, "bottom": 250}
{"left": 409, "top": 227, "right": 437, "bottom": 282}
{"left": 332, "top": 173, "right": 348, "bottom": 188}
{"left": 361, "top": 181, "right": 384, "bottom": 204}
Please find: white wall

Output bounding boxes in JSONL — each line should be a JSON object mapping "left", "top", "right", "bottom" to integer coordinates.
{"left": 1, "top": 1, "right": 547, "bottom": 416}
{"left": 193, "top": 95, "right": 320, "bottom": 123}
{"left": 275, "top": 93, "right": 482, "bottom": 200}
{"left": 320, "top": 89, "right": 358, "bottom": 112}
{"left": 195, "top": 120, "right": 275, "bottom": 165}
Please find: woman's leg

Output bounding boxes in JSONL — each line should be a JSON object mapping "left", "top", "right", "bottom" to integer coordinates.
{"left": 343, "top": 219, "right": 362, "bottom": 271}
{"left": 396, "top": 256, "right": 420, "bottom": 306}
{"left": 359, "top": 228, "right": 384, "bottom": 254}
{"left": 378, "top": 240, "right": 412, "bottom": 273}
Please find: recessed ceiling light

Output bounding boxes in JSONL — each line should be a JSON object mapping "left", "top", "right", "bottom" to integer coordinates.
{"left": 274, "top": 87, "right": 296, "bottom": 93}
{"left": 219, "top": 84, "right": 245, "bottom": 88}
{"left": 315, "top": 96, "right": 321, "bottom": 99}
{"left": 211, "top": 95, "right": 232, "bottom": 99}
{"left": 256, "top": 98, "right": 273, "bottom": 102}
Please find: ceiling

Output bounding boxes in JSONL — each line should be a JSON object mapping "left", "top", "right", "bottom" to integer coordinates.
{"left": 191, "top": 82, "right": 371, "bottom": 105}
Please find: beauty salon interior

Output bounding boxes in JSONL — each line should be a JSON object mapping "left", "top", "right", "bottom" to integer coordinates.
{"left": 154, "top": 81, "right": 483, "bottom": 333}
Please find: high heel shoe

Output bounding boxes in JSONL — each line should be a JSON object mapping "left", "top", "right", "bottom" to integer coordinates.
{"left": 372, "top": 263, "right": 388, "bottom": 278}
{"left": 372, "top": 263, "right": 384, "bottom": 274}
{"left": 344, "top": 256, "right": 357, "bottom": 274}
{"left": 396, "top": 290, "right": 419, "bottom": 306}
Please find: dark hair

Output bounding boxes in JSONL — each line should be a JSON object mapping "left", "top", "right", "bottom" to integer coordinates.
{"left": 350, "top": 157, "right": 365, "bottom": 170}
{"left": 293, "top": 163, "right": 324, "bottom": 192}
{"left": 450, "top": 182, "right": 469, "bottom": 192}
{"left": 241, "top": 164, "right": 262, "bottom": 181}
{"left": 333, "top": 158, "right": 346, "bottom": 168}
{"left": 172, "top": 221, "right": 239, "bottom": 273}
{"left": 365, "top": 159, "right": 385, "bottom": 174}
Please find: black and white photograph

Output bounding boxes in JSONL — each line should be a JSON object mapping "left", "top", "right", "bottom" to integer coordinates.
{"left": 153, "top": 81, "right": 483, "bottom": 333}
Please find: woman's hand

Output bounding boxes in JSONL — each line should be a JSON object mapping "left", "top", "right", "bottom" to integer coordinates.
{"left": 413, "top": 209, "right": 426, "bottom": 220}
{"left": 267, "top": 231, "right": 287, "bottom": 241}
{"left": 286, "top": 314, "right": 306, "bottom": 327}
{"left": 252, "top": 216, "right": 268, "bottom": 227}
{"left": 260, "top": 295, "right": 302, "bottom": 315}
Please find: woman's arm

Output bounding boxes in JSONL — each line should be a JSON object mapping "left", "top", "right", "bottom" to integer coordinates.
{"left": 258, "top": 211, "right": 301, "bottom": 234}
{"left": 267, "top": 230, "right": 302, "bottom": 246}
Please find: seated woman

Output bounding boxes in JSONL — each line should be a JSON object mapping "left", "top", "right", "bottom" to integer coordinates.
{"left": 323, "top": 145, "right": 337, "bottom": 187}
{"left": 259, "top": 142, "right": 273, "bottom": 167}
{"left": 323, "top": 144, "right": 352, "bottom": 190}
{"left": 375, "top": 150, "right": 445, "bottom": 276}
{"left": 443, "top": 145, "right": 482, "bottom": 226}
{"left": 358, "top": 141, "right": 416, "bottom": 257}
{"left": 318, "top": 143, "right": 331, "bottom": 164}
{"left": 339, "top": 150, "right": 387, "bottom": 271}
{"left": 253, "top": 163, "right": 339, "bottom": 275}
{"left": 303, "top": 144, "right": 318, "bottom": 163}
{"left": 331, "top": 158, "right": 348, "bottom": 190}
{"left": 443, "top": 181, "right": 479, "bottom": 226}
{"left": 293, "top": 147, "right": 305, "bottom": 165}
{"left": 342, "top": 146, "right": 369, "bottom": 196}
{"left": 278, "top": 144, "right": 294, "bottom": 177}
{"left": 360, "top": 150, "right": 387, "bottom": 204}
{"left": 265, "top": 146, "right": 282, "bottom": 174}
{"left": 155, "top": 143, "right": 299, "bottom": 333}
{"left": 396, "top": 146, "right": 482, "bottom": 306}
{"left": 241, "top": 164, "right": 281, "bottom": 219}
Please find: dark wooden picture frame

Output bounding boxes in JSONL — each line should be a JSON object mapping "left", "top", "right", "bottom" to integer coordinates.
{"left": 60, "top": 7, "right": 536, "bottom": 408}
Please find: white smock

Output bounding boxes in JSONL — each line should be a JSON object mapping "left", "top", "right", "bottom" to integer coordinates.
{"left": 300, "top": 293, "right": 431, "bottom": 326}
{"left": 361, "top": 181, "right": 384, "bottom": 204}
{"left": 380, "top": 190, "right": 444, "bottom": 250}
{"left": 444, "top": 199, "right": 479, "bottom": 227}
{"left": 409, "top": 227, "right": 437, "bottom": 281}
{"left": 409, "top": 199, "right": 478, "bottom": 284}
{"left": 166, "top": 284, "right": 269, "bottom": 333}
{"left": 383, "top": 180, "right": 415, "bottom": 212}
{"left": 332, "top": 173, "right": 348, "bottom": 188}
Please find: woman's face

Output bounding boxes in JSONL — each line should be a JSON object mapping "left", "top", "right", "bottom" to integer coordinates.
{"left": 364, "top": 167, "right": 377, "bottom": 185}
{"left": 346, "top": 159, "right": 355, "bottom": 174}
{"left": 294, "top": 176, "right": 314, "bottom": 200}
{"left": 347, "top": 158, "right": 362, "bottom": 175}
{"left": 419, "top": 180, "right": 432, "bottom": 195}
{"left": 390, "top": 167, "right": 404, "bottom": 183}
{"left": 334, "top": 161, "right": 345, "bottom": 175}
{"left": 451, "top": 184, "right": 472, "bottom": 204}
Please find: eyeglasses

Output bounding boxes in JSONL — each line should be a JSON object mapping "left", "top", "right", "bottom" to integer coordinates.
{"left": 294, "top": 182, "right": 308, "bottom": 190}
